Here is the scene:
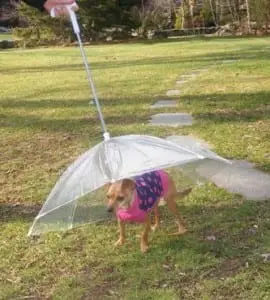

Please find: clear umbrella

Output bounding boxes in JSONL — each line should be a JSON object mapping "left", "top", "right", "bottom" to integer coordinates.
{"left": 28, "top": 7, "right": 231, "bottom": 236}
{"left": 28, "top": 135, "right": 230, "bottom": 235}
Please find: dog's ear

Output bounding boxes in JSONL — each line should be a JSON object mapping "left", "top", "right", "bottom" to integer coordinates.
{"left": 122, "top": 179, "right": 135, "bottom": 191}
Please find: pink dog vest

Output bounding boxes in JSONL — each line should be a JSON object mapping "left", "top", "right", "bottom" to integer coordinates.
{"left": 116, "top": 170, "right": 169, "bottom": 223}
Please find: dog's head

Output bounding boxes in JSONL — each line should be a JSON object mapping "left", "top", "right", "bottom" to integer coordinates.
{"left": 106, "top": 179, "right": 135, "bottom": 213}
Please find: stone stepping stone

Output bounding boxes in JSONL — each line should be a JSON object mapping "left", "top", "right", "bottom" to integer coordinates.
{"left": 200, "top": 160, "right": 270, "bottom": 201}
{"left": 177, "top": 69, "right": 208, "bottom": 83}
{"left": 180, "top": 73, "right": 197, "bottom": 79}
{"left": 150, "top": 100, "right": 177, "bottom": 109}
{"left": 166, "top": 135, "right": 270, "bottom": 201}
{"left": 222, "top": 59, "right": 238, "bottom": 64}
{"left": 166, "top": 90, "right": 182, "bottom": 96}
{"left": 193, "top": 68, "right": 208, "bottom": 73}
{"left": 176, "top": 79, "right": 187, "bottom": 85}
{"left": 149, "top": 113, "right": 193, "bottom": 127}
{"left": 190, "top": 71, "right": 200, "bottom": 75}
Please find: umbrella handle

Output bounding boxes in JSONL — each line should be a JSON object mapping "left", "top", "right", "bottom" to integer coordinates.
{"left": 50, "top": 3, "right": 80, "bottom": 34}
{"left": 50, "top": 4, "right": 110, "bottom": 140}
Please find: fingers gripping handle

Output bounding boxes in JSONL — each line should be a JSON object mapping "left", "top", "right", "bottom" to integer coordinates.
{"left": 50, "top": 4, "right": 80, "bottom": 34}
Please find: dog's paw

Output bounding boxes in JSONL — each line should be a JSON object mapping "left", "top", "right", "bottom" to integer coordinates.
{"left": 114, "top": 238, "right": 125, "bottom": 247}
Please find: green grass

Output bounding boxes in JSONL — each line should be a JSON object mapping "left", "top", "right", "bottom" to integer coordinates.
{"left": 0, "top": 33, "right": 13, "bottom": 41}
{"left": 1, "top": 37, "right": 270, "bottom": 299}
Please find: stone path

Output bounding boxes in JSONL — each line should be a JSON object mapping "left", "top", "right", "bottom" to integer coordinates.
{"left": 166, "top": 135, "right": 270, "bottom": 201}
{"left": 150, "top": 113, "right": 193, "bottom": 127}
{"left": 166, "top": 90, "right": 181, "bottom": 96}
{"left": 222, "top": 59, "right": 238, "bottom": 64}
{"left": 148, "top": 68, "right": 270, "bottom": 201}
{"left": 176, "top": 79, "right": 188, "bottom": 85}
{"left": 177, "top": 68, "right": 209, "bottom": 83}
{"left": 150, "top": 100, "right": 177, "bottom": 109}
{"left": 148, "top": 68, "right": 208, "bottom": 127}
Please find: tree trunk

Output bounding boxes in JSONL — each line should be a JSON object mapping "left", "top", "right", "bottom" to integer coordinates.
{"left": 226, "top": 0, "right": 235, "bottom": 22}
{"left": 245, "top": 0, "right": 251, "bottom": 34}
{"left": 231, "top": 0, "right": 240, "bottom": 22}
{"left": 181, "top": 4, "right": 185, "bottom": 29}
{"left": 188, "top": 0, "right": 194, "bottom": 30}
{"left": 215, "top": 0, "right": 220, "bottom": 25}
{"left": 209, "top": 0, "right": 218, "bottom": 26}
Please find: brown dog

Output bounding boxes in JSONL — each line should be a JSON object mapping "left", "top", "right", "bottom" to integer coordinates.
{"left": 106, "top": 170, "right": 192, "bottom": 252}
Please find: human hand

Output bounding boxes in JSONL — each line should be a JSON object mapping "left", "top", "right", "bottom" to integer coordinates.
{"left": 44, "top": 0, "right": 79, "bottom": 16}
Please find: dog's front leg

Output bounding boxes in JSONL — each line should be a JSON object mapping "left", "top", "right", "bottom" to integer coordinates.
{"left": 140, "top": 214, "right": 151, "bottom": 253}
{"left": 115, "top": 219, "right": 125, "bottom": 247}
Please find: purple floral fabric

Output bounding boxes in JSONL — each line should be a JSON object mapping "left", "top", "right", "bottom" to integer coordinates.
{"left": 134, "top": 171, "right": 163, "bottom": 212}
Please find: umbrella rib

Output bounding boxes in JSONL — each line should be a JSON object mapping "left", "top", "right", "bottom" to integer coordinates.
{"left": 35, "top": 184, "right": 106, "bottom": 220}
{"left": 166, "top": 139, "right": 230, "bottom": 164}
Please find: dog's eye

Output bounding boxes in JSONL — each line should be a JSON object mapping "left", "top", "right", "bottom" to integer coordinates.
{"left": 117, "top": 196, "right": 124, "bottom": 202}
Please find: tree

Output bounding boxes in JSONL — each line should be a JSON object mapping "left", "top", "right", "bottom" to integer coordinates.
{"left": 79, "top": 0, "right": 142, "bottom": 40}
{"left": 245, "top": 0, "right": 251, "bottom": 33}
{"left": 250, "top": 0, "right": 270, "bottom": 33}
{"left": 14, "top": 2, "right": 73, "bottom": 46}
{"left": 129, "top": 0, "right": 177, "bottom": 37}
{"left": 174, "top": 2, "right": 186, "bottom": 29}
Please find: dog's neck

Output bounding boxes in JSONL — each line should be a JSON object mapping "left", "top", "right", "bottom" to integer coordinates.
{"left": 117, "top": 190, "right": 135, "bottom": 210}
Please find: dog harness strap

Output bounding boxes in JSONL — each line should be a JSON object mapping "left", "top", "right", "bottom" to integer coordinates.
{"left": 135, "top": 171, "right": 163, "bottom": 212}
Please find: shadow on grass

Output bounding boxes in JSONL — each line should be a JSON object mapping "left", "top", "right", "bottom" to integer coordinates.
{"left": 195, "top": 109, "right": 269, "bottom": 123}
{"left": 0, "top": 108, "right": 149, "bottom": 133}
{"left": 0, "top": 202, "right": 112, "bottom": 224}
{"left": 0, "top": 203, "right": 41, "bottom": 223}
{"left": 1, "top": 91, "right": 269, "bottom": 134}
{"left": 2, "top": 90, "right": 270, "bottom": 113}
{"left": 0, "top": 94, "right": 151, "bottom": 110}
{"left": 186, "top": 91, "right": 270, "bottom": 123}
{"left": 1, "top": 45, "right": 270, "bottom": 75}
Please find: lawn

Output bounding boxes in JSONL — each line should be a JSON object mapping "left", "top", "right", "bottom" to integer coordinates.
{"left": 0, "top": 33, "right": 13, "bottom": 41}
{"left": 1, "top": 37, "right": 270, "bottom": 299}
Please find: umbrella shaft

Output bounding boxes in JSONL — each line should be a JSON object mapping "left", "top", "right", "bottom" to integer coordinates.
{"left": 76, "top": 33, "right": 108, "bottom": 136}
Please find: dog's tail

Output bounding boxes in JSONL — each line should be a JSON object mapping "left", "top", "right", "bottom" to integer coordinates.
{"left": 176, "top": 187, "right": 192, "bottom": 199}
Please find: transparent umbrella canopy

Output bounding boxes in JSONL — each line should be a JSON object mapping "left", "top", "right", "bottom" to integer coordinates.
{"left": 28, "top": 7, "right": 231, "bottom": 236}
{"left": 28, "top": 135, "right": 230, "bottom": 236}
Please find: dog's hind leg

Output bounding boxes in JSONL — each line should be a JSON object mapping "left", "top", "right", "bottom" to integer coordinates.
{"left": 165, "top": 177, "right": 189, "bottom": 235}
{"left": 166, "top": 196, "right": 187, "bottom": 235}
